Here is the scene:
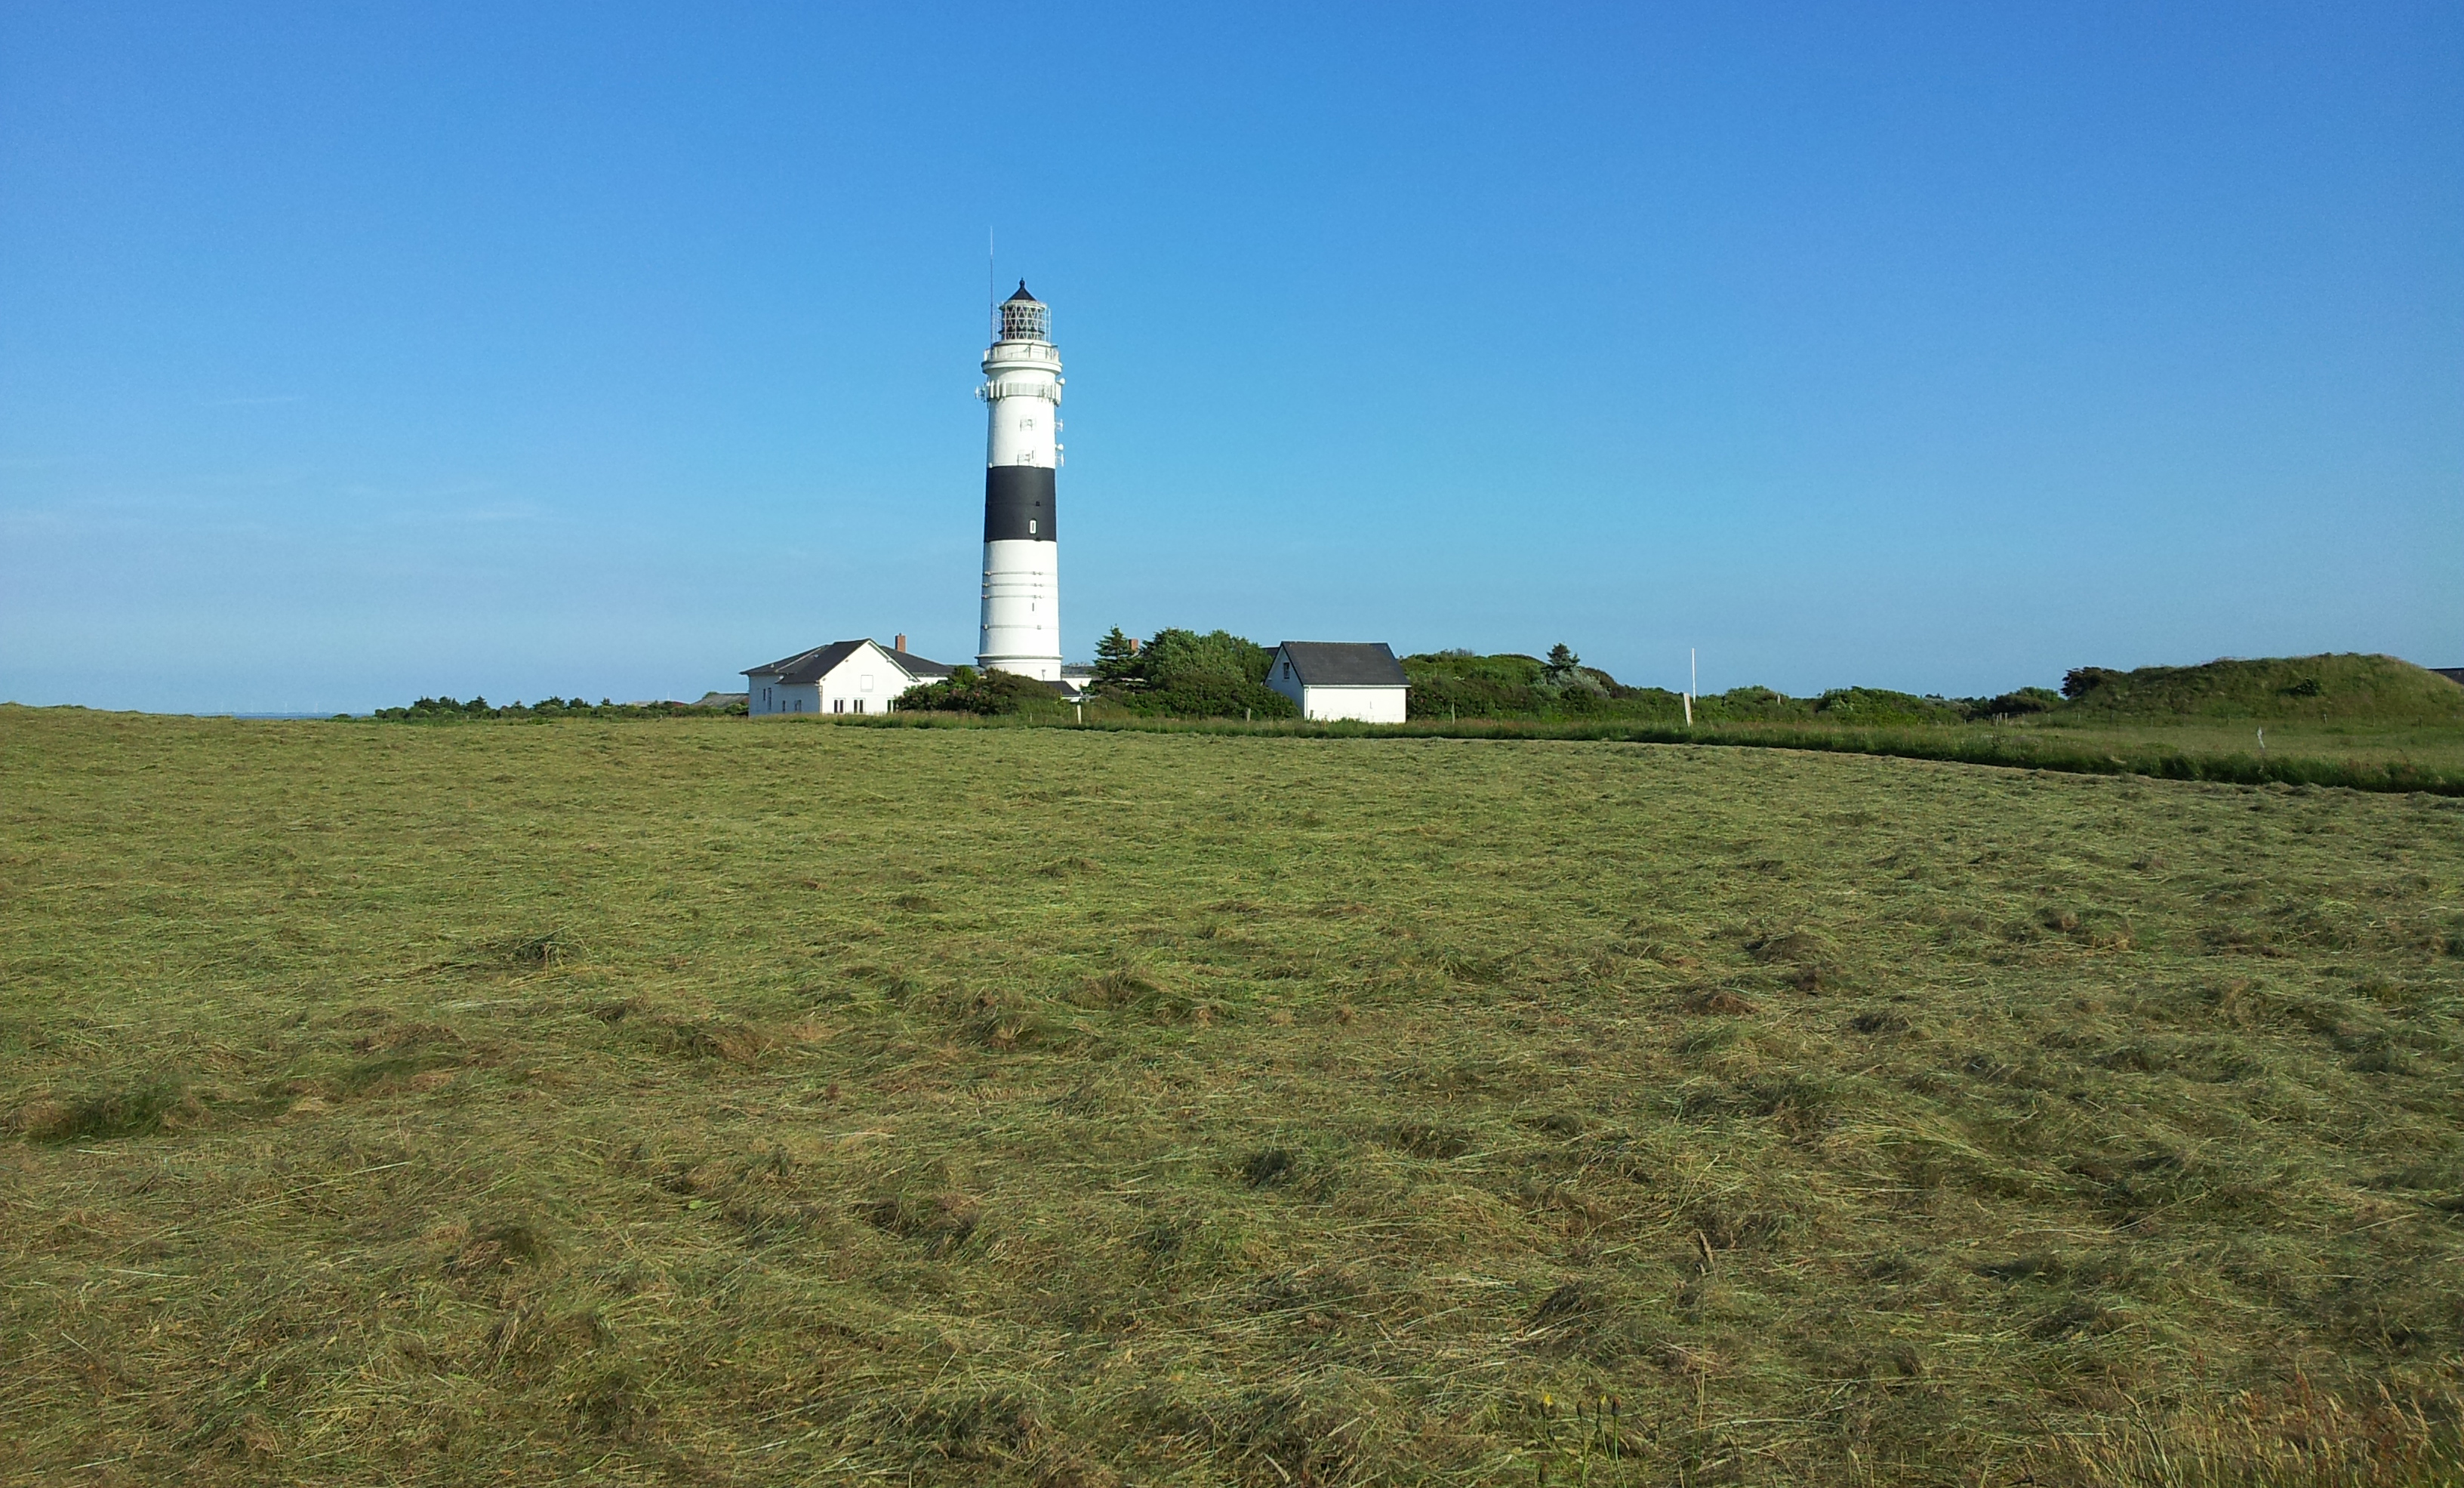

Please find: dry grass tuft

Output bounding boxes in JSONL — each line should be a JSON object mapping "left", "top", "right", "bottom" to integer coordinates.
{"left": 1389, "top": 1121, "right": 1473, "bottom": 1159}
{"left": 2044, "top": 1381, "right": 2464, "bottom": 1486}
{"left": 8, "top": 1075, "right": 200, "bottom": 1142}
{"left": 1240, "top": 1146, "right": 1299, "bottom": 1188}
{"left": 863, "top": 1191, "right": 981, "bottom": 1255}
{"left": 447, "top": 1218, "right": 554, "bottom": 1276}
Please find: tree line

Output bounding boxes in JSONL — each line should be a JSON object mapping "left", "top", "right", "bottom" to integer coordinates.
{"left": 893, "top": 633, "right": 2072, "bottom": 723}
{"left": 895, "top": 628, "right": 1298, "bottom": 718}
{"left": 358, "top": 696, "right": 744, "bottom": 722}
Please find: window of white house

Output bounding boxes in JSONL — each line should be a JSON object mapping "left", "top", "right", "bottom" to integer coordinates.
{"left": 860, "top": 673, "right": 875, "bottom": 691}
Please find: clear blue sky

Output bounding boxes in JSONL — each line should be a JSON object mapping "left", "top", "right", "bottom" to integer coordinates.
{"left": 2, "top": 3, "right": 2457, "bottom": 712}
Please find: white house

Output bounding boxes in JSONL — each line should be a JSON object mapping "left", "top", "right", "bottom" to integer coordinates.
{"left": 743, "top": 637, "right": 953, "bottom": 717}
{"left": 1264, "top": 642, "right": 1409, "bottom": 723}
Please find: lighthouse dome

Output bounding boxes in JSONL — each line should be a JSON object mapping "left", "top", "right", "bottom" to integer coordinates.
{"left": 997, "top": 282, "right": 1050, "bottom": 343}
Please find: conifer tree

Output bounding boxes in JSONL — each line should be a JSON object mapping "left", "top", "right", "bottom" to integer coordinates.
{"left": 1094, "top": 626, "right": 1144, "bottom": 685}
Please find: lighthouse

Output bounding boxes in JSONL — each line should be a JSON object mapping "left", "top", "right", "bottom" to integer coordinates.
{"left": 975, "top": 282, "right": 1064, "bottom": 680}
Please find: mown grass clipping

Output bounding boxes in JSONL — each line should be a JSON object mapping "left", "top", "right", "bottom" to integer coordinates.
{"left": 2, "top": 704, "right": 2461, "bottom": 1486}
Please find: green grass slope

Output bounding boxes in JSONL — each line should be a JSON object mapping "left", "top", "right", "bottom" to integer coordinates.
{"left": 2, "top": 707, "right": 2461, "bottom": 1486}
{"left": 2056, "top": 653, "right": 2464, "bottom": 724}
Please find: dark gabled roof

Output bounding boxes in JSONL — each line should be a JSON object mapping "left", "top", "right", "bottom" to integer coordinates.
{"left": 1274, "top": 642, "right": 1407, "bottom": 688}
{"left": 746, "top": 639, "right": 959, "bottom": 685}
{"left": 1005, "top": 281, "right": 1040, "bottom": 303}
{"left": 2433, "top": 667, "right": 2464, "bottom": 687}
{"left": 745, "top": 639, "right": 867, "bottom": 685}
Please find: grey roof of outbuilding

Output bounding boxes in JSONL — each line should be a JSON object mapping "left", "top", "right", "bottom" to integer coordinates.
{"left": 1275, "top": 642, "right": 1408, "bottom": 687}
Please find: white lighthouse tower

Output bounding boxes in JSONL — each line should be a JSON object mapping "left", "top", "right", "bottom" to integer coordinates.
{"left": 975, "top": 282, "right": 1064, "bottom": 680}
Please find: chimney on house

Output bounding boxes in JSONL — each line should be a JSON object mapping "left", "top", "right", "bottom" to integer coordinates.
{"left": 895, "top": 633, "right": 908, "bottom": 653}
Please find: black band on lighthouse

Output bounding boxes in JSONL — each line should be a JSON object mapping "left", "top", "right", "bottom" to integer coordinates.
{"left": 983, "top": 466, "right": 1057, "bottom": 543}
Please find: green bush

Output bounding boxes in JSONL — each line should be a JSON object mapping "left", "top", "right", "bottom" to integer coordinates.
{"left": 1812, "top": 688, "right": 1967, "bottom": 725}
{"left": 1092, "top": 628, "right": 1296, "bottom": 719}
{"left": 1403, "top": 651, "right": 1683, "bottom": 722}
{"left": 1968, "top": 686, "right": 2061, "bottom": 719}
{"left": 1692, "top": 686, "right": 1814, "bottom": 722}
{"left": 895, "top": 667, "right": 1059, "bottom": 716}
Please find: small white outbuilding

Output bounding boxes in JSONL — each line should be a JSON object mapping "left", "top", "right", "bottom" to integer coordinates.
{"left": 1264, "top": 642, "right": 1409, "bottom": 723}
{"left": 742, "top": 639, "right": 952, "bottom": 717}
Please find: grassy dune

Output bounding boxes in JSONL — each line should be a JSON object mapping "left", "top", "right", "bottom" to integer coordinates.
{"left": 2054, "top": 655, "right": 2464, "bottom": 726}
{"left": 4, "top": 706, "right": 2462, "bottom": 1485}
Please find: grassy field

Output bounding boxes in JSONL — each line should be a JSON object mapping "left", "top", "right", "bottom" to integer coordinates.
{"left": 1680, "top": 715, "right": 2464, "bottom": 792}
{"left": 5, "top": 704, "right": 2462, "bottom": 1486}
{"left": 2012, "top": 716, "right": 2464, "bottom": 768}
{"left": 948, "top": 709, "right": 2464, "bottom": 796}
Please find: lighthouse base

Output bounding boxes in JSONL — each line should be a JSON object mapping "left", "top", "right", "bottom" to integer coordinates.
{"left": 975, "top": 653, "right": 1064, "bottom": 682}
{"left": 978, "top": 537, "right": 1061, "bottom": 682}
